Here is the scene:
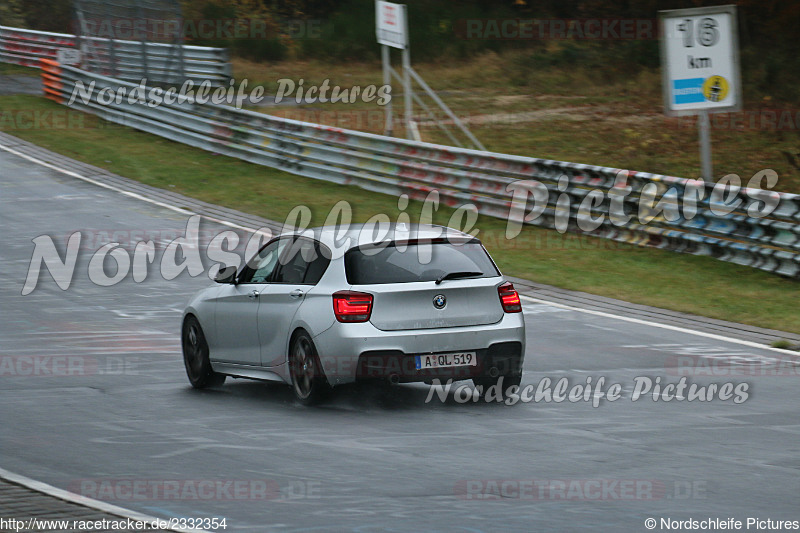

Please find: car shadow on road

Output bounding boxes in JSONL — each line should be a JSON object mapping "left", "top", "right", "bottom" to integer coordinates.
{"left": 182, "top": 378, "right": 517, "bottom": 412}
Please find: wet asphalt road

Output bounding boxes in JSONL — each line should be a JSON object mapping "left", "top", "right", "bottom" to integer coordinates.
{"left": 1, "top": 148, "right": 799, "bottom": 532}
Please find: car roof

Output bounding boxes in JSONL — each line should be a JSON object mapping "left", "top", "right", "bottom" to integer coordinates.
{"left": 282, "top": 223, "right": 477, "bottom": 251}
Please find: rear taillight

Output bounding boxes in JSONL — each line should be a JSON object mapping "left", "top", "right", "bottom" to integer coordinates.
{"left": 498, "top": 282, "right": 522, "bottom": 313}
{"left": 333, "top": 291, "right": 373, "bottom": 322}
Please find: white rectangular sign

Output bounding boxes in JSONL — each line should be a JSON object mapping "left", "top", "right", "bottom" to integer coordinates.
{"left": 376, "top": 0, "right": 407, "bottom": 49}
{"left": 660, "top": 5, "right": 741, "bottom": 116}
{"left": 56, "top": 48, "right": 81, "bottom": 65}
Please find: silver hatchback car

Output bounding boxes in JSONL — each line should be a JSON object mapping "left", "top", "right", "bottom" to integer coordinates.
{"left": 182, "top": 224, "right": 525, "bottom": 404}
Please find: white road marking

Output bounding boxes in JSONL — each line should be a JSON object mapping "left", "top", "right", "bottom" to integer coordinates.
{"left": 0, "top": 467, "right": 208, "bottom": 533}
{"left": 519, "top": 295, "right": 800, "bottom": 356}
{"left": 521, "top": 303, "right": 570, "bottom": 315}
{"left": 0, "top": 142, "right": 271, "bottom": 237}
{"left": 583, "top": 323, "right": 619, "bottom": 332}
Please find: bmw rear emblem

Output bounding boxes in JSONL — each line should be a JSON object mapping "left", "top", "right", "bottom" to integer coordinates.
{"left": 433, "top": 294, "right": 446, "bottom": 309}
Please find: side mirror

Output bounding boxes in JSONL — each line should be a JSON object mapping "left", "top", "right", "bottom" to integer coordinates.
{"left": 214, "top": 265, "right": 238, "bottom": 284}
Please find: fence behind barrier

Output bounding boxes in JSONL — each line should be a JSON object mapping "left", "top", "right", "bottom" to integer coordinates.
{"left": 1, "top": 25, "right": 231, "bottom": 84}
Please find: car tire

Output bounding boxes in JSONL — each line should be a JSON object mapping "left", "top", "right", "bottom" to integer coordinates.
{"left": 473, "top": 375, "right": 522, "bottom": 399}
{"left": 289, "top": 331, "right": 330, "bottom": 405}
{"left": 182, "top": 315, "right": 226, "bottom": 389}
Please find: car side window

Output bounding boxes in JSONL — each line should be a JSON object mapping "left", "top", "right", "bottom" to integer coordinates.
{"left": 238, "top": 239, "right": 284, "bottom": 284}
{"left": 273, "top": 239, "right": 316, "bottom": 284}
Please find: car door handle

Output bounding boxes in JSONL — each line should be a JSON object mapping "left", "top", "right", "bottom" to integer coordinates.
{"left": 289, "top": 289, "right": 305, "bottom": 299}
{"left": 248, "top": 289, "right": 259, "bottom": 299}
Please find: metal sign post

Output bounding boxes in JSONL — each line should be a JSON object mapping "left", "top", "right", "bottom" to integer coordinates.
{"left": 381, "top": 45, "right": 393, "bottom": 136}
{"left": 402, "top": 41, "right": 412, "bottom": 140}
{"left": 376, "top": 1, "right": 408, "bottom": 137}
{"left": 375, "top": 0, "right": 483, "bottom": 149}
{"left": 659, "top": 5, "right": 741, "bottom": 180}
{"left": 698, "top": 109, "right": 713, "bottom": 180}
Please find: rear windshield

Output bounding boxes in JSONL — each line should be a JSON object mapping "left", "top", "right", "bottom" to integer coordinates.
{"left": 345, "top": 241, "right": 499, "bottom": 285}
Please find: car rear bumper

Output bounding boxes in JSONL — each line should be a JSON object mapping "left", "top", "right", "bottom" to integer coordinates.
{"left": 355, "top": 341, "right": 523, "bottom": 383}
{"left": 312, "top": 314, "right": 525, "bottom": 386}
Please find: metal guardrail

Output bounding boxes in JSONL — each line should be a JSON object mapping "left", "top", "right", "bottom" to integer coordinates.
{"left": 0, "top": 25, "right": 231, "bottom": 84}
{"left": 0, "top": 26, "right": 75, "bottom": 68}
{"left": 37, "top": 62, "right": 800, "bottom": 278}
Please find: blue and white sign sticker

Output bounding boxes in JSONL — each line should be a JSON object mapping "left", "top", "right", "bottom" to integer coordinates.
{"left": 659, "top": 5, "right": 741, "bottom": 116}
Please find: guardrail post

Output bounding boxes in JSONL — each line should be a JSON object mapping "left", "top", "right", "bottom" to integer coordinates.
{"left": 699, "top": 109, "right": 713, "bottom": 179}
{"left": 381, "top": 44, "right": 393, "bottom": 136}
{"left": 134, "top": 0, "right": 149, "bottom": 80}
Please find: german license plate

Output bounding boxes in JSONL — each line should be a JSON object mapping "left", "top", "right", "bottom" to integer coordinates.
{"left": 415, "top": 352, "right": 477, "bottom": 370}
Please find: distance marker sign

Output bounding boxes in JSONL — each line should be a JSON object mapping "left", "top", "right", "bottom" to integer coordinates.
{"left": 660, "top": 5, "right": 741, "bottom": 116}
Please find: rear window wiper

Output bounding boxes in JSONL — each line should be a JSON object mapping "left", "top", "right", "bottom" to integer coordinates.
{"left": 435, "top": 271, "right": 484, "bottom": 285}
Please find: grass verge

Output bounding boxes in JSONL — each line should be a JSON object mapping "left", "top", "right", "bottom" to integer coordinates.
{"left": 0, "top": 93, "right": 798, "bottom": 334}
{"left": 234, "top": 53, "right": 800, "bottom": 192}
{"left": 0, "top": 63, "right": 38, "bottom": 76}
